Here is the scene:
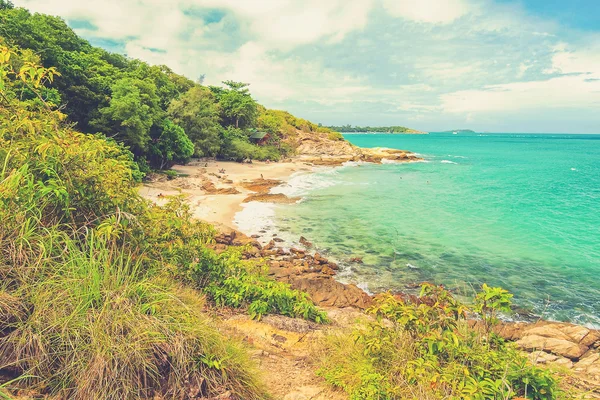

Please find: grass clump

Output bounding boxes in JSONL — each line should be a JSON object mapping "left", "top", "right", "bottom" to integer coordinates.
{"left": 317, "top": 284, "right": 562, "bottom": 400}
{"left": 1, "top": 235, "right": 264, "bottom": 399}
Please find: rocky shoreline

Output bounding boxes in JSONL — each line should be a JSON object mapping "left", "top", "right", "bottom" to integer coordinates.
{"left": 213, "top": 227, "right": 600, "bottom": 394}
{"left": 143, "top": 134, "right": 599, "bottom": 395}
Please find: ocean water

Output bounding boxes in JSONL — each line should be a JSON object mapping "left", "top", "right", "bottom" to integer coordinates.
{"left": 240, "top": 132, "right": 600, "bottom": 327}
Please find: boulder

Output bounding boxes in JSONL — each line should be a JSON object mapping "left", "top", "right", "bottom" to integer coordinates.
{"left": 243, "top": 193, "right": 300, "bottom": 204}
{"left": 243, "top": 246, "right": 260, "bottom": 258}
{"left": 321, "top": 266, "right": 336, "bottom": 276}
{"left": 574, "top": 351, "right": 600, "bottom": 376}
{"left": 299, "top": 236, "right": 313, "bottom": 248}
{"left": 283, "top": 274, "right": 372, "bottom": 309}
{"left": 240, "top": 178, "right": 283, "bottom": 194}
{"left": 516, "top": 335, "right": 589, "bottom": 360}
{"left": 313, "top": 253, "right": 327, "bottom": 265}
{"left": 291, "top": 248, "right": 306, "bottom": 256}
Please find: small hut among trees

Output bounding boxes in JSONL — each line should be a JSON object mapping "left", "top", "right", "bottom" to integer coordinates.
{"left": 249, "top": 131, "right": 270, "bottom": 145}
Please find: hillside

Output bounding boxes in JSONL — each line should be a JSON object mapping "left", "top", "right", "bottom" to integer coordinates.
{"left": 0, "top": 4, "right": 346, "bottom": 173}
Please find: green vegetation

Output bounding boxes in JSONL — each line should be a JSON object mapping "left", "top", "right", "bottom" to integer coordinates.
{"left": 317, "top": 283, "right": 561, "bottom": 399}
{"left": 327, "top": 125, "right": 424, "bottom": 133}
{"left": 0, "top": 5, "right": 345, "bottom": 172}
{"left": 0, "top": 44, "right": 324, "bottom": 399}
{"left": 0, "top": 5, "right": 565, "bottom": 399}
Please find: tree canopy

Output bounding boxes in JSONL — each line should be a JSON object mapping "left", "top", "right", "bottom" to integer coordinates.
{"left": 0, "top": 4, "right": 344, "bottom": 169}
{"left": 168, "top": 86, "right": 222, "bottom": 157}
{"left": 211, "top": 80, "right": 258, "bottom": 129}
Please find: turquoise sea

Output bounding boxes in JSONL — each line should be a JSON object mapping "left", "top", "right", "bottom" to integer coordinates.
{"left": 271, "top": 133, "right": 600, "bottom": 327}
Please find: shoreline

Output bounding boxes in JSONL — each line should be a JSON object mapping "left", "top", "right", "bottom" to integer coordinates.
{"left": 142, "top": 157, "right": 598, "bottom": 329}
{"left": 141, "top": 157, "right": 600, "bottom": 389}
{"left": 140, "top": 159, "right": 314, "bottom": 231}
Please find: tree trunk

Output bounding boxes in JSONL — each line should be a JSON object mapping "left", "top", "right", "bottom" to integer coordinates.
{"left": 235, "top": 118, "right": 239, "bottom": 128}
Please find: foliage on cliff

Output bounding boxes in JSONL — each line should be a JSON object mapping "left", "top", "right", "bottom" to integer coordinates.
{"left": 0, "top": 44, "right": 325, "bottom": 399}
{"left": 0, "top": 5, "right": 342, "bottom": 170}
{"left": 317, "top": 284, "right": 561, "bottom": 400}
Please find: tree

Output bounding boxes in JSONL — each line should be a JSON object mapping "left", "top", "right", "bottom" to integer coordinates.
{"left": 257, "top": 111, "right": 283, "bottom": 134}
{"left": 93, "top": 77, "right": 162, "bottom": 155}
{"left": 168, "top": 86, "right": 221, "bottom": 157}
{"left": 0, "top": 0, "right": 14, "bottom": 10}
{"left": 148, "top": 120, "right": 194, "bottom": 169}
{"left": 128, "top": 61, "right": 194, "bottom": 109}
{"left": 212, "top": 80, "right": 258, "bottom": 129}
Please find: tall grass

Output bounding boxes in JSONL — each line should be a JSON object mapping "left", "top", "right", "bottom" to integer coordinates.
{"left": 0, "top": 231, "right": 267, "bottom": 399}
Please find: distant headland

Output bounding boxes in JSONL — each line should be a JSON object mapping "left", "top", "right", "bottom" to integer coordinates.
{"left": 326, "top": 124, "right": 428, "bottom": 134}
{"left": 441, "top": 129, "right": 476, "bottom": 134}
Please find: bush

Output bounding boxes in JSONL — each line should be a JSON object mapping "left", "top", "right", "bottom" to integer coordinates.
{"left": 0, "top": 51, "right": 325, "bottom": 398}
{"left": 317, "top": 284, "right": 561, "bottom": 400}
{"left": 328, "top": 131, "right": 344, "bottom": 141}
{"left": 219, "top": 137, "right": 282, "bottom": 162}
{"left": 129, "top": 198, "right": 328, "bottom": 323}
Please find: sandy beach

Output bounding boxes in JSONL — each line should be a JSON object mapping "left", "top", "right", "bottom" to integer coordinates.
{"left": 140, "top": 160, "right": 313, "bottom": 231}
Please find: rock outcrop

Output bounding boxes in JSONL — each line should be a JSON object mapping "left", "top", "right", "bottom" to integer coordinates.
{"left": 242, "top": 193, "right": 301, "bottom": 204}
{"left": 293, "top": 130, "right": 422, "bottom": 165}
{"left": 469, "top": 319, "right": 600, "bottom": 390}
{"left": 213, "top": 229, "right": 372, "bottom": 309}
{"left": 240, "top": 178, "right": 283, "bottom": 194}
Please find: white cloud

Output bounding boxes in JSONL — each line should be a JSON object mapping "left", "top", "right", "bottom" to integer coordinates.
{"left": 11, "top": 0, "right": 600, "bottom": 131}
{"left": 202, "top": 0, "right": 375, "bottom": 47}
{"left": 441, "top": 43, "right": 600, "bottom": 115}
{"left": 551, "top": 47, "right": 600, "bottom": 78}
{"left": 441, "top": 74, "right": 600, "bottom": 114}
{"left": 16, "top": 0, "right": 375, "bottom": 49}
{"left": 517, "top": 63, "right": 531, "bottom": 78}
{"left": 382, "top": 0, "right": 472, "bottom": 24}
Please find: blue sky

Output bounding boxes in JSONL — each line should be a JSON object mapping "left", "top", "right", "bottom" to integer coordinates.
{"left": 15, "top": 0, "right": 600, "bottom": 133}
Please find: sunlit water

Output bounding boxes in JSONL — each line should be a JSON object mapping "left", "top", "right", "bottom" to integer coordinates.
{"left": 238, "top": 132, "right": 600, "bottom": 327}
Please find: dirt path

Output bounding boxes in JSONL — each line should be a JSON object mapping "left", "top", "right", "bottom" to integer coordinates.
{"left": 220, "top": 310, "right": 368, "bottom": 400}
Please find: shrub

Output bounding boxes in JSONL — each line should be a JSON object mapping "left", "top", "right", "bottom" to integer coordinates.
{"left": 317, "top": 284, "right": 561, "bottom": 399}
{"left": 328, "top": 131, "right": 344, "bottom": 141}
{"left": 219, "top": 137, "right": 281, "bottom": 162}
{"left": 129, "top": 198, "right": 327, "bottom": 323}
{"left": 1, "top": 51, "right": 317, "bottom": 398}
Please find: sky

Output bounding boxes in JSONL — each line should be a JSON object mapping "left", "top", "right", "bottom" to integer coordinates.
{"left": 14, "top": 0, "right": 600, "bottom": 133}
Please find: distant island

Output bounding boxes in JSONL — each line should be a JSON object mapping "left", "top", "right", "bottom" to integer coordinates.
{"left": 327, "top": 124, "right": 428, "bottom": 134}
{"left": 442, "top": 129, "right": 476, "bottom": 134}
